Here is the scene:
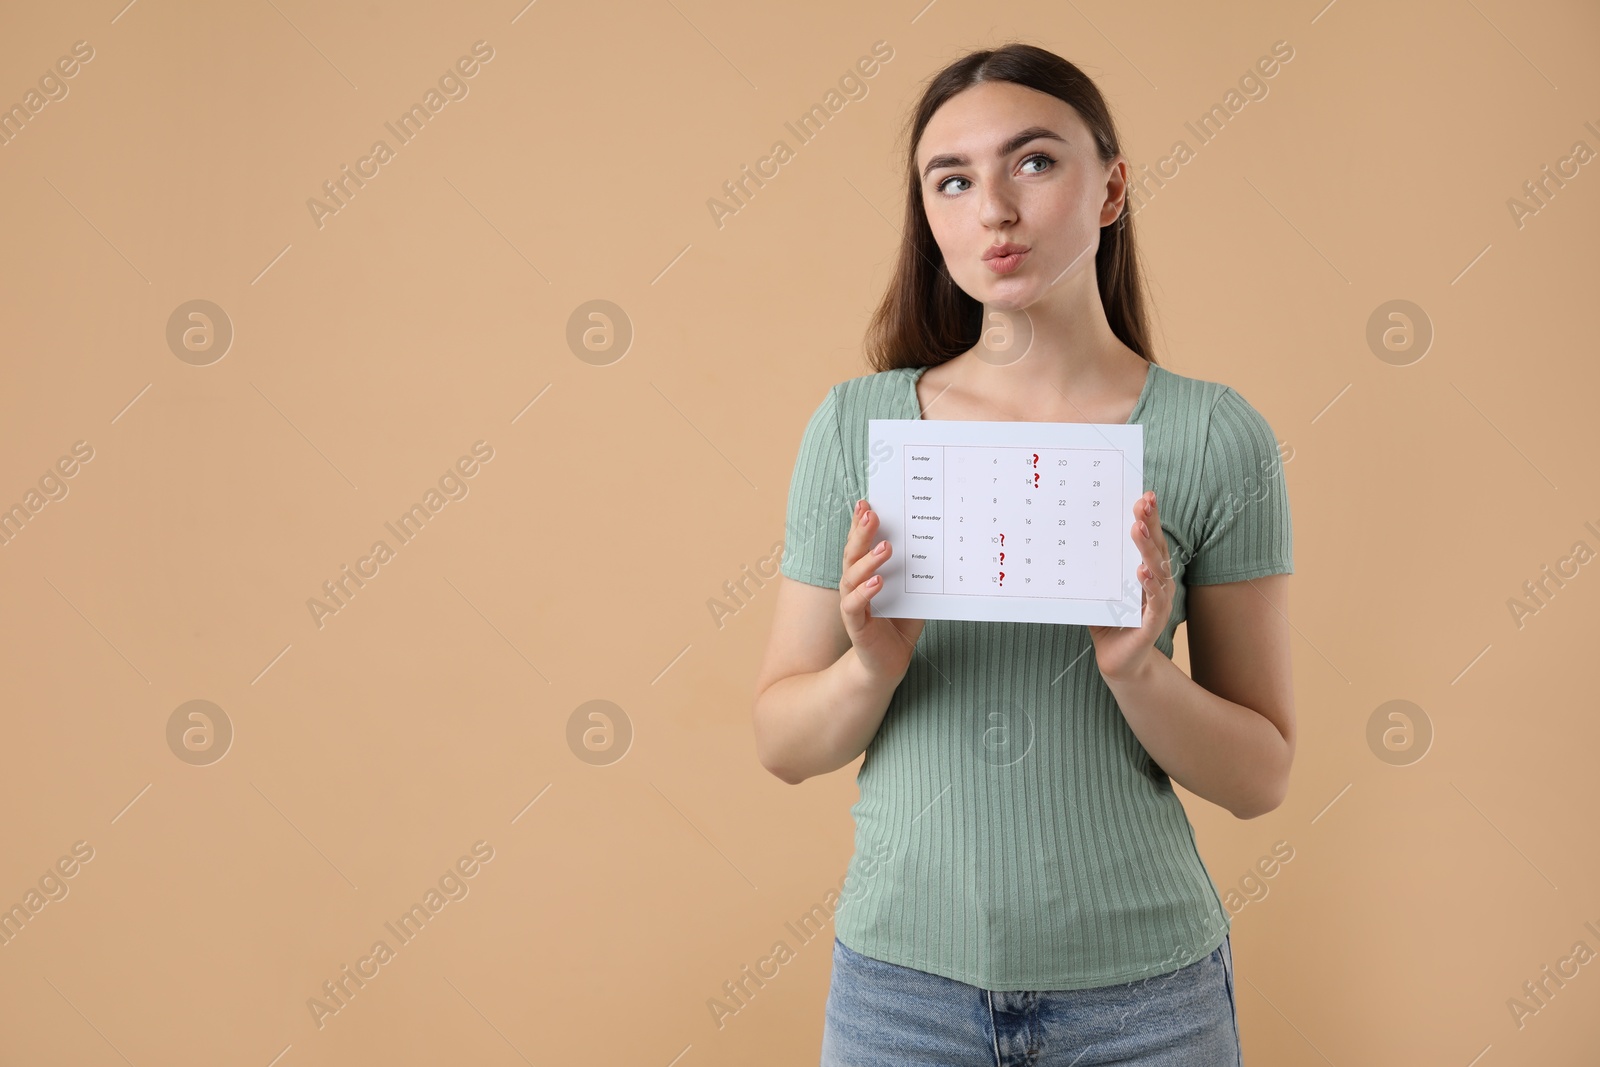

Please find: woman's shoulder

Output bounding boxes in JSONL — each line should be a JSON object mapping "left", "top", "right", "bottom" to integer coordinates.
{"left": 1146, "top": 365, "right": 1286, "bottom": 492}
{"left": 835, "top": 364, "right": 920, "bottom": 396}
{"left": 1147, "top": 361, "right": 1232, "bottom": 407}
{"left": 1147, "top": 362, "right": 1278, "bottom": 427}
{"left": 810, "top": 365, "right": 921, "bottom": 417}
{"left": 789, "top": 367, "right": 920, "bottom": 456}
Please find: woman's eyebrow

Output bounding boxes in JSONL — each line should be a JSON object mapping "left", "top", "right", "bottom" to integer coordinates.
{"left": 920, "top": 126, "right": 1066, "bottom": 179}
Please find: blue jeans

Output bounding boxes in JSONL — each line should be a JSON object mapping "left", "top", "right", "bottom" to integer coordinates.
{"left": 821, "top": 935, "right": 1241, "bottom": 1066}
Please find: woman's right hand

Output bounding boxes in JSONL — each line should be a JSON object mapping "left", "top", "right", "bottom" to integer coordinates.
{"left": 840, "top": 499, "right": 926, "bottom": 681}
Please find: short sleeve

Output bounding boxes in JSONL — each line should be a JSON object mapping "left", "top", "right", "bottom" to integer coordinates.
{"left": 1185, "top": 387, "right": 1294, "bottom": 586}
{"left": 780, "top": 386, "right": 854, "bottom": 589}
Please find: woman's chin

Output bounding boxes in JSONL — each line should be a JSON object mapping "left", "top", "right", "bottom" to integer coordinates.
{"left": 978, "top": 286, "right": 1038, "bottom": 314}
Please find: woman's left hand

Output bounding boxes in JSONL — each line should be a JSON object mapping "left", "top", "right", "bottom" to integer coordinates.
{"left": 1089, "top": 490, "right": 1174, "bottom": 684}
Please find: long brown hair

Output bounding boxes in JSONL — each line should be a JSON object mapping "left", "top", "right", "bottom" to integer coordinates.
{"left": 865, "top": 43, "right": 1156, "bottom": 373}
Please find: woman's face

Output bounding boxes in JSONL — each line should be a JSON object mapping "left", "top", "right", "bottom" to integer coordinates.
{"left": 915, "top": 81, "right": 1125, "bottom": 311}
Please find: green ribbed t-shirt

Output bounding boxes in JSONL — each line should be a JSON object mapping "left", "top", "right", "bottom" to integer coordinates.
{"left": 780, "top": 361, "right": 1293, "bottom": 991}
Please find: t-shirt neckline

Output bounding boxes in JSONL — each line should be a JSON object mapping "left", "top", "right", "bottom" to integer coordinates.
{"left": 908, "top": 360, "right": 1160, "bottom": 425}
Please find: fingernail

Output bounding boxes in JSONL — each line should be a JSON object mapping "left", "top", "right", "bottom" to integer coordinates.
{"left": 874, "top": 539, "right": 888, "bottom": 554}
{"left": 860, "top": 509, "right": 870, "bottom": 526}
{"left": 1140, "top": 521, "right": 1149, "bottom": 537}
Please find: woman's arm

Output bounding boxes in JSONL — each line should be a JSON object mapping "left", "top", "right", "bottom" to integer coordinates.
{"left": 753, "top": 500, "right": 928, "bottom": 785}
{"left": 751, "top": 578, "right": 903, "bottom": 785}
{"left": 1102, "top": 573, "right": 1295, "bottom": 819}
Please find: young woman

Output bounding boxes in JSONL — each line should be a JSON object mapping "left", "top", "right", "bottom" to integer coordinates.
{"left": 753, "top": 43, "right": 1294, "bottom": 1066}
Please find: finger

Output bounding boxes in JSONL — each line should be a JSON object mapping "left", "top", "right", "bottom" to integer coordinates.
{"left": 1133, "top": 494, "right": 1173, "bottom": 583}
{"left": 1135, "top": 563, "right": 1163, "bottom": 623}
{"left": 845, "top": 535, "right": 893, "bottom": 595}
{"left": 1140, "top": 491, "right": 1163, "bottom": 541}
{"left": 1130, "top": 522, "right": 1168, "bottom": 582}
{"left": 1139, "top": 563, "right": 1177, "bottom": 614}
{"left": 840, "top": 499, "right": 875, "bottom": 592}
{"left": 1132, "top": 492, "right": 1161, "bottom": 536}
{"left": 841, "top": 570, "right": 884, "bottom": 630}
{"left": 842, "top": 499, "right": 882, "bottom": 572}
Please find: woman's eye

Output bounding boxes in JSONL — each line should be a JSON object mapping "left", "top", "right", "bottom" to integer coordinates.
{"left": 935, "top": 154, "right": 1054, "bottom": 195}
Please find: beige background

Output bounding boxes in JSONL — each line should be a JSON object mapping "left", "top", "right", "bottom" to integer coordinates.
{"left": 1, "top": 0, "right": 1597, "bottom": 1063}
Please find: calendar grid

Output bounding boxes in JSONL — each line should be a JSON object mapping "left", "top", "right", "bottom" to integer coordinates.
{"left": 899, "top": 443, "right": 1125, "bottom": 602}
{"left": 870, "top": 416, "right": 1144, "bottom": 626}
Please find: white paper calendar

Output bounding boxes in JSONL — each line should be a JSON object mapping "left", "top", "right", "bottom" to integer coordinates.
{"left": 866, "top": 418, "right": 1145, "bottom": 626}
